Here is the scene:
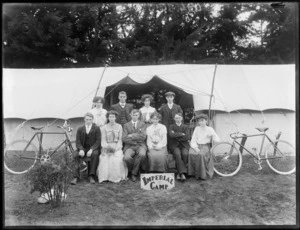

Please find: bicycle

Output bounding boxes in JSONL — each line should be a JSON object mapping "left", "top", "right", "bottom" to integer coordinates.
{"left": 4, "top": 120, "right": 87, "bottom": 175}
{"left": 211, "top": 127, "right": 295, "bottom": 177}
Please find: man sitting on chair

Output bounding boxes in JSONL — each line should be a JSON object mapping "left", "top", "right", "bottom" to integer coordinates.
{"left": 122, "top": 109, "right": 147, "bottom": 182}
{"left": 71, "top": 112, "right": 101, "bottom": 185}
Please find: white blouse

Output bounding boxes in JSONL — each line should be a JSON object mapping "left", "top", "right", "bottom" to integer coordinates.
{"left": 190, "top": 126, "right": 220, "bottom": 150}
{"left": 146, "top": 123, "right": 167, "bottom": 149}
{"left": 140, "top": 106, "right": 156, "bottom": 122}
{"left": 89, "top": 108, "right": 107, "bottom": 127}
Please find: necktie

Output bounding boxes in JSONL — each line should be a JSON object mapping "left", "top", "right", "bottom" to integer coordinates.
{"left": 133, "top": 122, "right": 136, "bottom": 129}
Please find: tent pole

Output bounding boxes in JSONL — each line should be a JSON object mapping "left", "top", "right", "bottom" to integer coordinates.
{"left": 94, "top": 64, "right": 108, "bottom": 98}
{"left": 208, "top": 63, "right": 218, "bottom": 126}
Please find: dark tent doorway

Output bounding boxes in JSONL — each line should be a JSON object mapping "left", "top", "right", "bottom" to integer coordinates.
{"left": 104, "top": 76, "right": 194, "bottom": 123}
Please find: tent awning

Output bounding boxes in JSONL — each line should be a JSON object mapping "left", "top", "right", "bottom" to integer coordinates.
{"left": 3, "top": 64, "right": 295, "bottom": 119}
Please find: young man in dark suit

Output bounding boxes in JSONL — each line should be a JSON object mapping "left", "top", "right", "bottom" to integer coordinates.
{"left": 159, "top": 91, "right": 183, "bottom": 131}
{"left": 169, "top": 113, "right": 190, "bottom": 181}
{"left": 122, "top": 109, "right": 147, "bottom": 182}
{"left": 110, "top": 91, "right": 133, "bottom": 126}
{"left": 71, "top": 112, "right": 101, "bottom": 185}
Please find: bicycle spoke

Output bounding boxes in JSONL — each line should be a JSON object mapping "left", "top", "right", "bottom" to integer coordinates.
{"left": 212, "top": 142, "right": 242, "bottom": 176}
{"left": 265, "top": 140, "right": 295, "bottom": 175}
{"left": 4, "top": 140, "right": 38, "bottom": 174}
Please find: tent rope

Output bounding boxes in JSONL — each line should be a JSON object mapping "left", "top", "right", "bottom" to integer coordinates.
{"left": 46, "top": 88, "right": 98, "bottom": 128}
{"left": 5, "top": 120, "right": 28, "bottom": 139}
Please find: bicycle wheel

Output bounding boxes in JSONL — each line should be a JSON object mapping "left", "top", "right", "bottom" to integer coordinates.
{"left": 56, "top": 140, "right": 87, "bottom": 173}
{"left": 4, "top": 140, "right": 38, "bottom": 174}
{"left": 265, "top": 140, "right": 295, "bottom": 175}
{"left": 70, "top": 141, "right": 87, "bottom": 172}
{"left": 212, "top": 142, "right": 242, "bottom": 177}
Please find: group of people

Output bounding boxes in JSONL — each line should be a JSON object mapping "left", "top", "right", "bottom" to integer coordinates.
{"left": 70, "top": 91, "right": 220, "bottom": 185}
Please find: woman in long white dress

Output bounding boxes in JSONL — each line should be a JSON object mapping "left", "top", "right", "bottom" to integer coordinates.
{"left": 188, "top": 113, "right": 220, "bottom": 180}
{"left": 89, "top": 96, "right": 107, "bottom": 127}
{"left": 97, "top": 110, "right": 128, "bottom": 183}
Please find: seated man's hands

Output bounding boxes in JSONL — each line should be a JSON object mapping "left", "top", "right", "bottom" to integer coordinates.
{"left": 79, "top": 150, "right": 85, "bottom": 157}
{"left": 86, "top": 149, "right": 93, "bottom": 157}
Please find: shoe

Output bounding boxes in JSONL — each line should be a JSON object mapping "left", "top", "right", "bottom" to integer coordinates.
{"left": 176, "top": 174, "right": 181, "bottom": 181}
{"left": 181, "top": 174, "right": 186, "bottom": 181}
{"left": 71, "top": 178, "right": 78, "bottom": 185}
{"left": 89, "top": 176, "right": 96, "bottom": 184}
{"left": 131, "top": 175, "right": 137, "bottom": 182}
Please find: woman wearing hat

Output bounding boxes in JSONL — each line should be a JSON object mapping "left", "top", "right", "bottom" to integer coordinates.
{"left": 89, "top": 96, "right": 107, "bottom": 127}
{"left": 146, "top": 112, "right": 168, "bottom": 173}
{"left": 188, "top": 113, "right": 220, "bottom": 180}
{"left": 139, "top": 94, "right": 156, "bottom": 127}
{"left": 97, "top": 110, "right": 128, "bottom": 183}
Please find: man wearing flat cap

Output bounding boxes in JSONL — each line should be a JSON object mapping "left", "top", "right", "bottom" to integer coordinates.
{"left": 159, "top": 91, "right": 183, "bottom": 149}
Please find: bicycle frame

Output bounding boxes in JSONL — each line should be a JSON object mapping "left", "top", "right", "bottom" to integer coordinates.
{"left": 230, "top": 132, "right": 284, "bottom": 161}
{"left": 20, "top": 130, "right": 74, "bottom": 160}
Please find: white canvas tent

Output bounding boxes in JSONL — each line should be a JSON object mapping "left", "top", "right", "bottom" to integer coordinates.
{"left": 3, "top": 64, "right": 296, "bottom": 149}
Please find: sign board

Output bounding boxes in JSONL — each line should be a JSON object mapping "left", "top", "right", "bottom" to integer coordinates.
{"left": 140, "top": 173, "right": 175, "bottom": 190}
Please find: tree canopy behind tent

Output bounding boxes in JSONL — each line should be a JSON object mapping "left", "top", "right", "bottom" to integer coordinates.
{"left": 104, "top": 76, "right": 195, "bottom": 123}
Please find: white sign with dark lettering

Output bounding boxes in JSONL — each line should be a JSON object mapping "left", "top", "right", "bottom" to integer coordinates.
{"left": 140, "top": 173, "right": 175, "bottom": 190}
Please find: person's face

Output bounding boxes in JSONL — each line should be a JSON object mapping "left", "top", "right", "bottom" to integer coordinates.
{"left": 174, "top": 115, "right": 182, "bottom": 124}
{"left": 108, "top": 114, "right": 116, "bottom": 123}
{"left": 131, "top": 112, "right": 140, "bottom": 122}
{"left": 151, "top": 116, "right": 159, "bottom": 125}
{"left": 166, "top": 95, "right": 174, "bottom": 104}
{"left": 94, "top": 101, "right": 103, "bottom": 108}
{"left": 84, "top": 116, "right": 93, "bottom": 126}
{"left": 198, "top": 118, "right": 207, "bottom": 127}
{"left": 144, "top": 98, "right": 151, "bottom": 107}
{"left": 119, "top": 94, "right": 127, "bottom": 103}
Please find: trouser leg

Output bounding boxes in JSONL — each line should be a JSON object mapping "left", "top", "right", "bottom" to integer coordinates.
{"left": 172, "top": 147, "right": 187, "bottom": 175}
{"left": 88, "top": 149, "right": 100, "bottom": 176}
{"left": 123, "top": 148, "right": 135, "bottom": 173}
{"left": 131, "top": 147, "right": 147, "bottom": 176}
{"left": 73, "top": 150, "right": 80, "bottom": 178}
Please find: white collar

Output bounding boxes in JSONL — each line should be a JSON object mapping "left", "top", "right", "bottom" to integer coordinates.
{"left": 168, "top": 103, "right": 174, "bottom": 107}
{"left": 176, "top": 123, "right": 182, "bottom": 126}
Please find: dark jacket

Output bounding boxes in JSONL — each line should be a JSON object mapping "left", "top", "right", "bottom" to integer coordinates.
{"left": 168, "top": 123, "right": 190, "bottom": 151}
{"left": 110, "top": 103, "right": 133, "bottom": 125}
{"left": 76, "top": 123, "right": 101, "bottom": 151}
{"left": 122, "top": 120, "right": 147, "bottom": 152}
{"left": 159, "top": 103, "right": 183, "bottom": 129}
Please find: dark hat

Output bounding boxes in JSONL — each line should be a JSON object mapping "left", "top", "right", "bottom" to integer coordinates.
{"left": 195, "top": 113, "right": 208, "bottom": 120}
{"left": 165, "top": 91, "right": 175, "bottom": 97}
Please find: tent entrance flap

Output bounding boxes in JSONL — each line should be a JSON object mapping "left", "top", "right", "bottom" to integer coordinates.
{"left": 104, "top": 75, "right": 194, "bottom": 111}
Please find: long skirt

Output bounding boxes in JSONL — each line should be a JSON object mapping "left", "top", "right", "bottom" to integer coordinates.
{"left": 97, "top": 149, "right": 128, "bottom": 183}
{"left": 147, "top": 147, "right": 168, "bottom": 173}
{"left": 188, "top": 144, "right": 214, "bottom": 180}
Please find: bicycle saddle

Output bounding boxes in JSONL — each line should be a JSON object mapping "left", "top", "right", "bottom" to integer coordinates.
{"left": 256, "top": 127, "right": 269, "bottom": 132}
{"left": 31, "top": 126, "right": 44, "bottom": 130}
